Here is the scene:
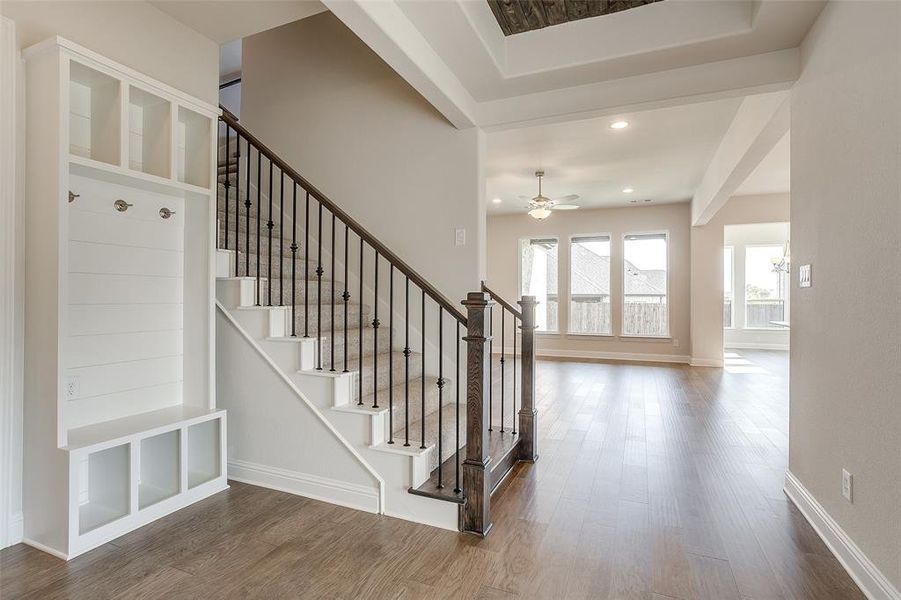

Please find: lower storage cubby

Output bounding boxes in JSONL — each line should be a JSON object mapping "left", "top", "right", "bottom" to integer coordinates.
{"left": 78, "top": 444, "right": 130, "bottom": 535}
{"left": 138, "top": 430, "right": 180, "bottom": 509}
{"left": 187, "top": 419, "right": 220, "bottom": 489}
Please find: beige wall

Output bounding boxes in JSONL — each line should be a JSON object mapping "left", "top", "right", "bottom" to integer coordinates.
{"left": 790, "top": 0, "right": 901, "bottom": 589}
{"left": 486, "top": 203, "right": 691, "bottom": 362}
{"left": 240, "top": 12, "right": 482, "bottom": 303}
{"left": 690, "top": 193, "right": 790, "bottom": 365}
{"left": 0, "top": 1, "right": 218, "bottom": 105}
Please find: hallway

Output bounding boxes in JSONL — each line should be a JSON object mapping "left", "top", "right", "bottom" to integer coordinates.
{"left": 1, "top": 353, "right": 863, "bottom": 599}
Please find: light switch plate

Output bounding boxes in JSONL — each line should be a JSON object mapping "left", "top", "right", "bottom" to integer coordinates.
{"left": 842, "top": 468, "right": 853, "bottom": 502}
{"left": 455, "top": 228, "right": 466, "bottom": 246}
{"left": 799, "top": 264, "right": 812, "bottom": 288}
{"left": 66, "top": 375, "right": 80, "bottom": 399}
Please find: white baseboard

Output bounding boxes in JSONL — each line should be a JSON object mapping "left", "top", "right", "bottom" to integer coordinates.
{"left": 690, "top": 357, "right": 724, "bottom": 367}
{"left": 725, "top": 342, "right": 789, "bottom": 351}
{"left": 784, "top": 471, "right": 900, "bottom": 600}
{"left": 228, "top": 459, "right": 380, "bottom": 515}
{"left": 23, "top": 537, "right": 69, "bottom": 560}
{"left": 536, "top": 348, "right": 691, "bottom": 365}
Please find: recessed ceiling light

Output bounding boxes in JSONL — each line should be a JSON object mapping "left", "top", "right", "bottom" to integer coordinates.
{"left": 491, "top": 197, "right": 502, "bottom": 204}
{"left": 622, "top": 187, "right": 634, "bottom": 193}
{"left": 610, "top": 120, "right": 629, "bottom": 130}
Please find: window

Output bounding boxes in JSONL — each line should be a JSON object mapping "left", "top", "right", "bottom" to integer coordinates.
{"left": 723, "top": 246, "right": 734, "bottom": 328}
{"left": 623, "top": 233, "right": 668, "bottom": 336}
{"left": 745, "top": 245, "right": 787, "bottom": 328}
{"left": 519, "top": 238, "right": 558, "bottom": 332}
{"left": 570, "top": 235, "right": 611, "bottom": 335}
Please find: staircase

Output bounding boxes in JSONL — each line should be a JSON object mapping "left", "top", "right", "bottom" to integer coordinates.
{"left": 213, "top": 108, "right": 537, "bottom": 534}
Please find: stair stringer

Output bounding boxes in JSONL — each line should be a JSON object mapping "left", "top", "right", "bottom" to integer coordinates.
{"left": 216, "top": 282, "right": 460, "bottom": 531}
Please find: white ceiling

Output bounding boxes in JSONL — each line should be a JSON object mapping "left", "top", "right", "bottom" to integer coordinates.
{"left": 486, "top": 97, "right": 742, "bottom": 214}
{"left": 151, "top": 0, "right": 326, "bottom": 44}
{"left": 734, "top": 131, "right": 790, "bottom": 196}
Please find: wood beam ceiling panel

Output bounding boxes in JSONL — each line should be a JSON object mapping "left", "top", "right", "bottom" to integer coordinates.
{"left": 488, "top": 0, "right": 662, "bottom": 35}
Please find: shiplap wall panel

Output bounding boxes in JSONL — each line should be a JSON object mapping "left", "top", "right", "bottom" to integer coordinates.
{"left": 66, "top": 174, "right": 184, "bottom": 429}
{"left": 68, "top": 304, "right": 182, "bottom": 336}
{"left": 66, "top": 330, "right": 182, "bottom": 369}
{"left": 66, "top": 382, "right": 183, "bottom": 430}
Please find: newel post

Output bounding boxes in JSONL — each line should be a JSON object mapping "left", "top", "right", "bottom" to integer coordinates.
{"left": 518, "top": 295, "right": 538, "bottom": 462}
{"left": 462, "top": 291, "right": 493, "bottom": 536}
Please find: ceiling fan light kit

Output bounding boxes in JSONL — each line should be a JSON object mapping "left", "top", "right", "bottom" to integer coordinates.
{"left": 525, "top": 170, "right": 580, "bottom": 220}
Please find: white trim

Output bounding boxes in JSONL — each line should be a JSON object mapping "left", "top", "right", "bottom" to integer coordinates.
{"left": 537, "top": 348, "right": 690, "bottom": 365}
{"left": 0, "top": 15, "right": 21, "bottom": 550}
{"left": 23, "top": 537, "right": 70, "bottom": 561}
{"left": 216, "top": 301, "right": 386, "bottom": 513}
{"left": 724, "top": 341, "right": 789, "bottom": 351}
{"left": 228, "top": 459, "right": 380, "bottom": 515}
{"left": 690, "top": 357, "right": 724, "bottom": 367}
{"left": 783, "top": 471, "right": 901, "bottom": 600}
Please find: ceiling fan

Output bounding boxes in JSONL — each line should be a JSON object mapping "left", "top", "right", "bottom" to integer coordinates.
{"left": 519, "top": 170, "right": 580, "bottom": 220}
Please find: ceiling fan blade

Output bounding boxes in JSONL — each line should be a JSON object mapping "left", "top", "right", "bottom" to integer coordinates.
{"left": 552, "top": 204, "right": 580, "bottom": 210}
{"left": 554, "top": 194, "right": 580, "bottom": 202}
{"left": 518, "top": 195, "right": 532, "bottom": 200}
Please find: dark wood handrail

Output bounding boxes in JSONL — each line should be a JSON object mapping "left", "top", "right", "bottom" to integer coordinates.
{"left": 220, "top": 107, "right": 467, "bottom": 324}
{"left": 481, "top": 281, "right": 522, "bottom": 319}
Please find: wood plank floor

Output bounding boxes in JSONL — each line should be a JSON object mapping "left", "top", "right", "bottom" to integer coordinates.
{"left": 1, "top": 350, "right": 865, "bottom": 599}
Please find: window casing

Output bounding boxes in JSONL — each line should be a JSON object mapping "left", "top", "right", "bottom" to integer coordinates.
{"left": 744, "top": 245, "right": 787, "bottom": 329}
{"left": 622, "top": 233, "right": 668, "bottom": 337}
{"left": 723, "top": 246, "right": 734, "bottom": 328}
{"left": 569, "top": 235, "right": 611, "bottom": 335}
{"left": 519, "top": 237, "right": 559, "bottom": 332}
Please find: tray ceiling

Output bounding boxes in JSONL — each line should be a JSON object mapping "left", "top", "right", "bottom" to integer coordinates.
{"left": 488, "top": 0, "right": 663, "bottom": 36}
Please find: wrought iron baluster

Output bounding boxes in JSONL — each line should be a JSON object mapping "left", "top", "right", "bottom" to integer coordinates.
{"left": 358, "top": 237, "right": 364, "bottom": 405}
{"left": 420, "top": 290, "right": 426, "bottom": 450}
{"left": 266, "top": 161, "right": 273, "bottom": 306}
{"left": 372, "top": 251, "right": 380, "bottom": 409}
{"left": 255, "top": 150, "right": 261, "bottom": 305}
{"left": 330, "top": 213, "right": 336, "bottom": 372}
{"left": 437, "top": 307, "right": 444, "bottom": 488}
{"left": 279, "top": 171, "right": 284, "bottom": 306}
{"left": 234, "top": 134, "right": 242, "bottom": 277}
{"left": 290, "top": 183, "right": 297, "bottom": 337}
{"left": 489, "top": 306, "right": 493, "bottom": 432}
{"left": 500, "top": 308, "right": 505, "bottom": 433}
{"left": 304, "top": 191, "right": 309, "bottom": 337}
{"left": 244, "top": 142, "right": 251, "bottom": 278}
{"left": 316, "top": 201, "right": 323, "bottom": 370}
{"left": 388, "top": 265, "right": 394, "bottom": 444}
{"left": 223, "top": 125, "right": 230, "bottom": 252}
{"left": 512, "top": 316, "right": 517, "bottom": 435}
{"left": 404, "top": 277, "right": 410, "bottom": 446}
{"left": 454, "top": 320, "right": 461, "bottom": 494}
{"left": 343, "top": 224, "right": 349, "bottom": 372}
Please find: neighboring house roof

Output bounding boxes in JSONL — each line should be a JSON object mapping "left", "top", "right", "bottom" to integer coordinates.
{"left": 525, "top": 242, "right": 666, "bottom": 297}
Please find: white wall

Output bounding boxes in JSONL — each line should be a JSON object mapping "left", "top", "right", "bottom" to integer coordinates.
{"left": 486, "top": 203, "right": 691, "bottom": 362}
{"left": 239, "top": 12, "right": 482, "bottom": 305}
{"left": 789, "top": 0, "right": 901, "bottom": 591}
{"left": 0, "top": 1, "right": 218, "bottom": 105}
{"left": 723, "top": 222, "right": 790, "bottom": 350}
{"left": 690, "top": 193, "right": 790, "bottom": 365}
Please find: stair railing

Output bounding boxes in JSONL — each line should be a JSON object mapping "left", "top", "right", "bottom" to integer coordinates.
{"left": 218, "top": 109, "right": 468, "bottom": 492}
{"left": 217, "top": 109, "right": 534, "bottom": 536}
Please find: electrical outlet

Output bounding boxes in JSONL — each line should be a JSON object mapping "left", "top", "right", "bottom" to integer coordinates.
{"left": 672, "top": 338, "right": 680, "bottom": 348}
{"left": 66, "top": 375, "right": 80, "bottom": 399}
{"left": 799, "top": 264, "right": 812, "bottom": 288}
{"left": 455, "top": 228, "right": 466, "bottom": 247}
{"left": 842, "top": 468, "right": 853, "bottom": 502}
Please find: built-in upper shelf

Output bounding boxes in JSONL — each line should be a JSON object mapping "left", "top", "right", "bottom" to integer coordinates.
{"left": 67, "top": 53, "right": 216, "bottom": 192}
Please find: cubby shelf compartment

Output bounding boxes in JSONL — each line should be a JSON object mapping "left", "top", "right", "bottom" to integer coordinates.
{"left": 78, "top": 444, "right": 130, "bottom": 535}
{"left": 177, "top": 106, "right": 212, "bottom": 189}
{"left": 187, "top": 419, "right": 220, "bottom": 489}
{"left": 128, "top": 86, "right": 171, "bottom": 178}
{"left": 69, "top": 61, "right": 120, "bottom": 166}
{"left": 139, "top": 430, "right": 180, "bottom": 509}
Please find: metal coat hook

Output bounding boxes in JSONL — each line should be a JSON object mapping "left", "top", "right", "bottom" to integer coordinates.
{"left": 68, "top": 191, "right": 79, "bottom": 203}
{"left": 114, "top": 199, "right": 133, "bottom": 212}
{"left": 159, "top": 207, "right": 176, "bottom": 220}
